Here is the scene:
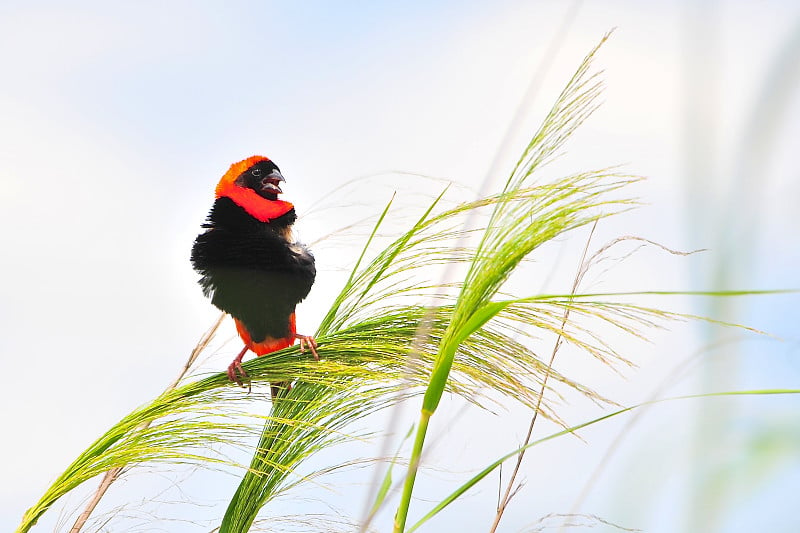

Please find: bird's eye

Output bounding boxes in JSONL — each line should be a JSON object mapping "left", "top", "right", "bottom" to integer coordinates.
{"left": 251, "top": 168, "right": 262, "bottom": 177}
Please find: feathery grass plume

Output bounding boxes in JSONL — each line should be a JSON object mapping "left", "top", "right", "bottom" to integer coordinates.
{"left": 393, "top": 32, "right": 617, "bottom": 532}
{"left": 215, "top": 169, "right": 633, "bottom": 530}
{"left": 20, "top": 174, "right": 637, "bottom": 532}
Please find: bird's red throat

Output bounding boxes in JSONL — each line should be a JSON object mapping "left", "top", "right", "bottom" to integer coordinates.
{"left": 222, "top": 186, "right": 294, "bottom": 222}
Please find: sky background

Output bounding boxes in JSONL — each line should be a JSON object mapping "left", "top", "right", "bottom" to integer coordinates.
{"left": 1, "top": 1, "right": 799, "bottom": 532}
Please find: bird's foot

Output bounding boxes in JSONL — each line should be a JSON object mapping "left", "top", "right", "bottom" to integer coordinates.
{"left": 295, "top": 334, "right": 319, "bottom": 361}
{"left": 227, "top": 346, "right": 251, "bottom": 390}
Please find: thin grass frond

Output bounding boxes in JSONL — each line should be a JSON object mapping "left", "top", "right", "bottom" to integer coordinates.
{"left": 394, "top": 33, "right": 623, "bottom": 533}
{"left": 406, "top": 388, "right": 800, "bottom": 533}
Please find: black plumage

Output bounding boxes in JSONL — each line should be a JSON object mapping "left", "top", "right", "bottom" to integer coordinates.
{"left": 191, "top": 196, "right": 316, "bottom": 342}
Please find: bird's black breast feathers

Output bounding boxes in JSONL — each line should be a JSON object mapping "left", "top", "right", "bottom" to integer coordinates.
{"left": 191, "top": 197, "right": 316, "bottom": 342}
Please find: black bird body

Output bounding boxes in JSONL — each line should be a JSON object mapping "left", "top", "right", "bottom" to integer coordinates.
{"left": 191, "top": 196, "right": 315, "bottom": 345}
{"left": 190, "top": 155, "right": 318, "bottom": 389}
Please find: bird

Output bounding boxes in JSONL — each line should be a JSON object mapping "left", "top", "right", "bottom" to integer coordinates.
{"left": 191, "top": 155, "right": 318, "bottom": 397}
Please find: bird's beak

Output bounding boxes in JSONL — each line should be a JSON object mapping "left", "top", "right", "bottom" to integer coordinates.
{"left": 261, "top": 169, "right": 285, "bottom": 195}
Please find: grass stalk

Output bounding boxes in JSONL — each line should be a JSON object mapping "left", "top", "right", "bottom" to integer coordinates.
{"left": 391, "top": 32, "right": 613, "bottom": 532}
{"left": 65, "top": 313, "right": 225, "bottom": 533}
{"left": 405, "top": 389, "right": 800, "bottom": 533}
{"left": 488, "top": 221, "right": 596, "bottom": 532}
{"left": 393, "top": 411, "right": 431, "bottom": 533}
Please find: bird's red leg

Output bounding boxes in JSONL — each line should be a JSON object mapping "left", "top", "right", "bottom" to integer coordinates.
{"left": 227, "top": 346, "right": 250, "bottom": 388}
{"left": 295, "top": 334, "right": 319, "bottom": 361}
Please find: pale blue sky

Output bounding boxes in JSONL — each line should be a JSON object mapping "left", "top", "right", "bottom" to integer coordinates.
{"left": 2, "top": 2, "right": 799, "bottom": 532}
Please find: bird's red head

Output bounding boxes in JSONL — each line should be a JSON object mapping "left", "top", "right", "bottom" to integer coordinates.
{"left": 215, "top": 156, "right": 294, "bottom": 222}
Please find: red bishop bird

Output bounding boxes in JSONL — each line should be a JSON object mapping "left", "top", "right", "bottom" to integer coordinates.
{"left": 191, "top": 156, "right": 318, "bottom": 396}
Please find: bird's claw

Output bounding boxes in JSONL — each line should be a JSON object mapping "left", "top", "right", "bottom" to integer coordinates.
{"left": 227, "top": 359, "right": 251, "bottom": 391}
{"left": 296, "top": 334, "right": 319, "bottom": 361}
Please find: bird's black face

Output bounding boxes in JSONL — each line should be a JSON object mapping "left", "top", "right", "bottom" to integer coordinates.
{"left": 237, "top": 160, "right": 285, "bottom": 200}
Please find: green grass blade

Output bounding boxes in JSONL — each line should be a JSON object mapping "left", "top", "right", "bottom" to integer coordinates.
{"left": 395, "top": 33, "right": 617, "bottom": 532}
{"left": 406, "top": 389, "right": 800, "bottom": 532}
